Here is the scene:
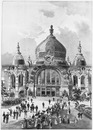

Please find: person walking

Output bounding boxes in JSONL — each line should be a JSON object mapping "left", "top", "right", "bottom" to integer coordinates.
{"left": 42, "top": 102, "right": 45, "bottom": 108}
{"left": 13, "top": 110, "right": 16, "bottom": 119}
{"left": 8, "top": 109, "right": 12, "bottom": 117}
{"left": 78, "top": 113, "right": 80, "bottom": 120}
{"left": 2, "top": 112, "right": 6, "bottom": 123}
{"left": 6, "top": 112, "right": 9, "bottom": 123}
{"left": 69, "top": 108, "right": 71, "bottom": 114}
{"left": 31, "top": 98, "right": 33, "bottom": 103}
{"left": 36, "top": 105, "right": 38, "bottom": 113}
{"left": 16, "top": 110, "right": 19, "bottom": 120}
{"left": 30, "top": 105, "right": 32, "bottom": 113}
{"left": 27, "top": 102, "right": 30, "bottom": 111}
{"left": 80, "top": 112, "right": 83, "bottom": 119}
{"left": 49, "top": 99, "right": 51, "bottom": 105}
{"left": 24, "top": 109, "right": 27, "bottom": 118}
{"left": 18, "top": 107, "right": 21, "bottom": 117}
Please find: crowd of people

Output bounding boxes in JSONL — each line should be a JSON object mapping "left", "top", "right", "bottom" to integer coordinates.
{"left": 2, "top": 97, "right": 80, "bottom": 129}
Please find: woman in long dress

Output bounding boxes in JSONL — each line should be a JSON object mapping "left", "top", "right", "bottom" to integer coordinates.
{"left": 54, "top": 117, "right": 57, "bottom": 125}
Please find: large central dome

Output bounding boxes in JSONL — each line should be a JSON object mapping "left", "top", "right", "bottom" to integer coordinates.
{"left": 35, "top": 25, "right": 66, "bottom": 61}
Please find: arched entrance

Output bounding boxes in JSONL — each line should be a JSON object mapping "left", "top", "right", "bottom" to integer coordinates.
{"left": 11, "top": 74, "right": 15, "bottom": 88}
{"left": 18, "top": 74, "right": 23, "bottom": 87}
{"left": 73, "top": 75, "right": 78, "bottom": 86}
{"left": 35, "top": 67, "right": 61, "bottom": 97}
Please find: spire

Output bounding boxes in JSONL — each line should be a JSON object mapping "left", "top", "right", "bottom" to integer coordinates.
{"left": 28, "top": 56, "right": 32, "bottom": 67}
{"left": 49, "top": 25, "right": 54, "bottom": 35}
{"left": 17, "top": 42, "right": 21, "bottom": 54}
{"left": 78, "top": 41, "right": 82, "bottom": 54}
{"left": 28, "top": 56, "right": 31, "bottom": 61}
{"left": 67, "top": 56, "right": 70, "bottom": 62}
{"left": 67, "top": 56, "right": 71, "bottom": 65}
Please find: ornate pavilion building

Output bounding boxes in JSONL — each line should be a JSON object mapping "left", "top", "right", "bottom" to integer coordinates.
{"left": 3, "top": 25, "right": 92, "bottom": 98}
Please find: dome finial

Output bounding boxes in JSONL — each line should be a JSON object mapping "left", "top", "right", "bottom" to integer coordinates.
{"left": 17, "top": 42, "right": 21, "bottom": 54}
{"left": 28, "top": 55, "right": 32, "bottom": 67}
{"left": 78, "top": 41, "right": 82, "bottom": 54}
{"left": 28, "top": 55, "right": 31, "bottom": 60}
{"left": 49, "top": 25, "right": 54, "bottom": 35}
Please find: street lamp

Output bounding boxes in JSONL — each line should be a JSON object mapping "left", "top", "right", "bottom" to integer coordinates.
{"left": 33, "top": 74, "right": 36, "bottom": 98}
{"left": 1, "top": 78, "right": 5, "bottom": 102}
{"left": 25, "top": 84, "right": 28, "bottom": 98}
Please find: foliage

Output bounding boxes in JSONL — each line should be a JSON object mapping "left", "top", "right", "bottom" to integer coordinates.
{"left": 1, "top": 81, "right": 7, "bottom": 96}
{"left": 10, "top": 92, "right": 15, "bottom": 97}
{"left": 28, "top": 89, "right": 32, "bottom": 96}
{"left": 62, "top": 90, "right": 68, "bottom": 97}
{"left": 80, "top": 93, "right": 87, "bottom": 101}
{"left": 2, "top": 98, "right": 22, "bottom": 106}
{"left": 72, "top": 88, "right": 82, "bottom": 101}
{"left": 19, "top": 90, "right": 25, "bottom": 98}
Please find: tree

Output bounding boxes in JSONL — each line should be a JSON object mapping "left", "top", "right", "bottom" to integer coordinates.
{"left": 72, "top": 88, "right": 82, "bottom": 101}
{"left": 1, "top": 80, "right": 8, "bottom": 101}
{"left": 10, "top": 92, "right": 15, "bottom": 97}
{"left": 28, "top": 89, "right": 32, "bottom": 96}
{"left": 87, "top": 92, "right": 92, "bottom": 106}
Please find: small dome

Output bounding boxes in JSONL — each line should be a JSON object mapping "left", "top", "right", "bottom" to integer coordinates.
{"left": 13, "top": 43, "right": 25, "bottom": 68}
{"left": 73, "top": 42, "right": 86, "bottom": 67}
{"left": 35, "top": 25, "right": 66, "bottom": 61}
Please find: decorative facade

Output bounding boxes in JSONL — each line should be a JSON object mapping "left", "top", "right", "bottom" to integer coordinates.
{"left": 3, "top": 25, "right": 92, "bottom": 98}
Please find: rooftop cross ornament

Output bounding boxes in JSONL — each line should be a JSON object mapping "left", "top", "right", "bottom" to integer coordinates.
{"left": 49, "top": 25, "right": 54, "bottom": 35}
{"left": 78, "top": 41, "right": 82, "bottom": 54}
{"left": 17, "top": 42, "right": 21, "bottom": 54}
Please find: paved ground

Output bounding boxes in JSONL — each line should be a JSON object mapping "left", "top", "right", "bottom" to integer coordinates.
{"left": 1, "top": 97, "right": 92, "bottom": 129}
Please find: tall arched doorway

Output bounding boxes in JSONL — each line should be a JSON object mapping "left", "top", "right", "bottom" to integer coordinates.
{"left": 18, "top": 74, "right": 23, "bottom": 87}
{"left": 73, "top": 75, "right": 78, "bottom": 86}
{"left": 36, "top": 68, "right": 61, "bottom": 97}
{"left": 11, "top": 74, "right": 15, "bottom": 88}
{"left": 81, "top": 75, "right": 85, "bottom": 85}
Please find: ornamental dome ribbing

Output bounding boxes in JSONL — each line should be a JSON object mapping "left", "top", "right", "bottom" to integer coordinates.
{"left": 35, "top": 25, "right": 66, "bottom": 61}
{"left": 73, "top": 42, "right": 86, "bottom": 67}
{"left": 13, "top": 43, "right": 25, "bottom": 68}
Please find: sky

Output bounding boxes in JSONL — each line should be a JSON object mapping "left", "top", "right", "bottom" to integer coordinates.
{"left": 1, "top": 1, "right": 92, "bottom": 65}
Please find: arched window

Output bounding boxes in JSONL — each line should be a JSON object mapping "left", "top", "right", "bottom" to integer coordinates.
{"left": 73, "top": 75, "right": 78, "bottom": 86}
{"left": 19, "top": 74, "right": 23, "bottom": 86}
{"left": 11, "top": 74, "right": 15, "bottom": 88}
{"left": 37, "top": 69, "right": 60, "bottom": 85}
{"left": 51, "top": 71, "right": 56, "bottom": 85}
{"left": 81, "top": 75, "right": 85, "bottom": 85}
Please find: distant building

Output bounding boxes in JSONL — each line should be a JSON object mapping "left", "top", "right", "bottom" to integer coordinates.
{"left": 3, "top": 25, "right": 92, "bottom": 98}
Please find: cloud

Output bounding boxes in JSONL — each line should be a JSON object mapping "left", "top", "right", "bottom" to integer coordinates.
{"left": 1, "top": 53, "right": 13, "bottom": 65}
{"left": 55, "top": 27, "right": 91, "bottom": 65}
{"left": 75, "top": 22, "right": 92, "bottom": 54}
{"left": 19, "top": 38, "right": 37, "bottom": 61}
{"left": 40, "top": 9, "right": 55, "bottom": 18}
{"left": 76, "top": 22, "right": 91, "bottom": 37}
{"left": 55, "top": 27, "right": 79, "bottom": 61}
{"left": 50, "top": 1, "right": 91, "bottom": 16}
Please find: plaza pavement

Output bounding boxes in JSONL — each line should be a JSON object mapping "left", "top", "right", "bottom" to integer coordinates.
{"left": 1, "top": 96, "right": 92, "bottom": 129}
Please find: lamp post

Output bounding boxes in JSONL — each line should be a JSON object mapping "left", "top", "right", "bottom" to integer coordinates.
{"left": 1, "top": 78, "right": 4, "bottom": 102}
{"left": 33, "top": 74, "right": 36, "bottom": 98}
{"left": 25, "top": 84, "right": 28, "bottom": 97}
{"left": 87, "top": 69, "right": 92, "bottom": 106}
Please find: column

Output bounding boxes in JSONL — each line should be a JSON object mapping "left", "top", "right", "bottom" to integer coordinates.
{"left": 8, "top": 76, "right": 11, "bottom": 91}
{"left": 23, "top": 75, "right": 26, "bottom": 86}
{"left": 45, "top": 69, "right": 47, "bottom": 85}
{"left": 15, "top": 76, "right": 19, "bottom": 98}
{"left": 85, "top": 75, "right": 88, "bottom": 90}
{"left": 55, "top": 75, "right": 57, "bottom": 85}
{"left": 78, "top": 77, "right": 81, "bottom": 88}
